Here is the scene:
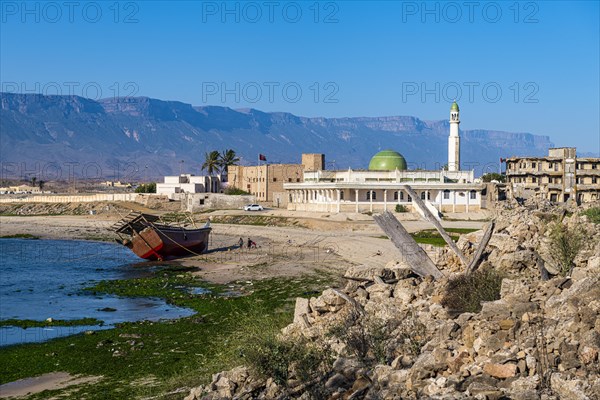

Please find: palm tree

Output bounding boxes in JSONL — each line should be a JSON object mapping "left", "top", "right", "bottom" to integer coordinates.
{"left": 219, "top": 149, "right": 240, "bottom": 171}
{"left": 30, "top": 176, "right": 37, "bottom": 188}
{"left": 219, "top": 149, "right": 239, "bottom": 182}
{"left": 202, "top": 150, "right": 221, "bottom": 176}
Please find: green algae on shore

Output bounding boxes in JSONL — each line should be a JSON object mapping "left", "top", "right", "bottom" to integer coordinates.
{"left": 0, "top": 318, "right": 103, "bottom": 329}
{"left": 0, "top": 266, "right": 338, "bottom": 399}
{"left": 0, "top": 233, "right": 39, "bottom": 239}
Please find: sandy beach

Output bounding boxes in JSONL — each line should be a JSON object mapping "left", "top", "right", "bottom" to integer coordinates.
{"left": 0, "top": 209, "right": 488, "bottom": 284}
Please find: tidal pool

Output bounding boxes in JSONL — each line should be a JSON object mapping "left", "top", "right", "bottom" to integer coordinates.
{"left": 0, "top": 239, "right": 195, "bottom": 346}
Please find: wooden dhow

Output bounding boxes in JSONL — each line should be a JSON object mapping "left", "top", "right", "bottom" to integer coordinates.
{"left": 112, "top": 212, "right": 211, "bottom": 261}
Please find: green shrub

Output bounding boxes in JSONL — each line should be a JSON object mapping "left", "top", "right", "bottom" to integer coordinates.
{"left": 481, "top": 173, "right": 506, "bottom": 183}
{"left": 396, "top": 311, "right": 428, "bottom": 357}
{"left": 135, "top": 182, "right": 156, "bottom": 193}
{"left": 395, "top": 204, "right": 408, "bottom": 213}
{"left": 547, "top": 222, "right": 585, "bottom": 276}
{"left": 329, "top": 309, "right": 428, "bottom": 365}
{"left": 582, "top": 207, "right": 600, "bottom": 224}
{"left": 441, "top": 269, "right": 503, "bottom": 314}
{"left": 329, "top": 310, "right": 399, "bottom": 365}
{"left": 244, "top": 334, "right": 332, "bottom": 387}
{"left": 224, "top": 187, "right": 251, "bottom": 195}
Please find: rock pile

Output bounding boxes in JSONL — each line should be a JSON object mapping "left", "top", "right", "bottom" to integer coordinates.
{"left": 186, "top": 203, "right": 600, "bottom": 400}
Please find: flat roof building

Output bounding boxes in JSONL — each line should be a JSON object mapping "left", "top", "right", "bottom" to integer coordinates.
{"left": 505, "top": 147, "right": 600, "bottom": 204}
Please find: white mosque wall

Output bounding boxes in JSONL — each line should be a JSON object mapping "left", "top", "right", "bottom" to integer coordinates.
{"left": 286, "top": 186, "right": 483, "bottom": 213}
{"left": 303, "top": 169, "right": 475, "bottom": 184}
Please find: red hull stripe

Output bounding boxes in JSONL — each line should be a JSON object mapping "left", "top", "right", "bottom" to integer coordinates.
{"left": 140, "top": 243, "right": 164, "bottom": 259}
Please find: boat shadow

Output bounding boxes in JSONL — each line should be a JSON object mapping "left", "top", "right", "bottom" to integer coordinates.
{"left": 127, "top": 245, "right": 241, "bottom": 267}
{"left": 205, "top": 245, "right": 242, "bottom": 254}
{"left": 127, "top": 260, "right": 201, "bottom": 273}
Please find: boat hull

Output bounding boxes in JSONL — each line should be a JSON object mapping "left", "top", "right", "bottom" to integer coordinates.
{"left": 128, "top": 226, "right": 211, "bottom": 261}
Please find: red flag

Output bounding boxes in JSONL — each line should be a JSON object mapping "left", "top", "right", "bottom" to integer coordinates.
{"left": 259, "top": 154, "right": 267, "bottom": 161}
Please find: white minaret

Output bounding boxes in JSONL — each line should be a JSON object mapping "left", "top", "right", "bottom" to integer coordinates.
{"left": 448, "top": 101, "right": 460, "bottom": 171}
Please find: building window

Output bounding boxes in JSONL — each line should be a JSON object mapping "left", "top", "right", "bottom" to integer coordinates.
{"left": 593, "top": 164, "right": 598, "bottom": 170}
{"left": 532, "top": 162, "right": 536, "bottom": 168}
{"left": 443, "top": 190, "right": 450, "bottom": 199}
{"left": 366, "top": 191, "right": 376, "bottom": 200}
{"left": 296, "top": 178, "right": 300, "bottom": 182}
{"left": 532, "top": 177, "right": 537, "bottom": 183}
{"left": 393, "top": 191, "right": 398, "bottom": 200}
{"left": 288, "top": 178, "right": 292, "bottom": 182}
{"left": 470, "top": 190, "right": 477, "bottom": 199}
{"left": 407, "top": 195, "right": 412, "bottom": 202}
{"left": 593, "top": 177, "right": 598, "bottom": 184}
{"left": 554, "top": 163, "right": 559, "bottom": 171}
{"left": 399, "top": 191, "right": 404, "bottom": 200}
{"left": 550, "top": 193, "right": 558, "bottom": 202}
{"left": 339, "top": 191, "right": 344, "bottom": 200}
{"left": 273, "top": 177, "right": 277, "bottom": 182}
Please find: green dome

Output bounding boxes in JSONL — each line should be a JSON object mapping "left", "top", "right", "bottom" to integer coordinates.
{"left": 450, "top": 101, "right": 459, "bottom": 111}
{"left": 368, "top": 150, "right": 407, "bottom": 171}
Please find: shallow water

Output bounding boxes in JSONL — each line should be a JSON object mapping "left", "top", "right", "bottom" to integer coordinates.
{"left": 0, "top": 239, "right": 195, "bottom": 346}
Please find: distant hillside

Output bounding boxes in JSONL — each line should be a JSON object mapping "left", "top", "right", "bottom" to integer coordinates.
{"left": 0, "top": 93, "right": 554, "bottom": 179}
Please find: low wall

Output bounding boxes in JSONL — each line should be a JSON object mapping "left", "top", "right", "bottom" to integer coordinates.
{"left": 0, "top": 193, "right": 142, "bottom": 203}
{"left": 184, "top": 193, "right": 256, "bottom": 212}
{"left": 287, "top": 202, "right": 482, "bottom": 214}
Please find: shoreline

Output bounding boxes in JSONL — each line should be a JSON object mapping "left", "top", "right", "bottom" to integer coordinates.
{"left": 0, "top": 211, "right": 487, "bottom": 284}
{"left": 0, "top": 210, "right": 489, "bottom": 397}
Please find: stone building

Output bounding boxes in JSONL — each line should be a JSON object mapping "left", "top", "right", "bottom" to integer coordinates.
{"left": 227, "top": 154, "right": 324, "bottom": 206}
{"left": 505, "top": 147, "right": 600, "bottom": 204}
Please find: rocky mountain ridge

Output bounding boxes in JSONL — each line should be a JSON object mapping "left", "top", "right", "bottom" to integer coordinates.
{"left": 1, "top": 93, "right": 554, "bottom": 178}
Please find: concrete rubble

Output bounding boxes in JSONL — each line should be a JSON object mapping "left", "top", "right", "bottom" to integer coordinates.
{"left": 185, "top": 201, "right": 600, "bottom": 400}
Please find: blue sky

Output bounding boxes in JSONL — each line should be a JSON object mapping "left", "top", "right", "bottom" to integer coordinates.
{"left": 1, "top": 1, "right": 599, "bottom": 154}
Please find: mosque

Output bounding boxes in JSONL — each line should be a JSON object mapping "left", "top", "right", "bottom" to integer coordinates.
{"left": 283, "top": 102, "right": 486, "bottom": 213}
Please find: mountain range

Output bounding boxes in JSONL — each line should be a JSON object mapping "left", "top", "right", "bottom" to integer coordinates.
{"left": 0, "top": 93, "right": 555, "bottom": 180}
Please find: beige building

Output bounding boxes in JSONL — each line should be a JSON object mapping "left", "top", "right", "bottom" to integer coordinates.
{"left": 505, "top": 147, "right": 600, "bottom": 204}
{"left": 227, "top": 154, "right": 325, "bottom": 206}
{"left": 0, "top": 184, "right": 41, "bottom": 194}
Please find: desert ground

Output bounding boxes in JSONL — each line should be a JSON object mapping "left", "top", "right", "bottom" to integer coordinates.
{"left": 0, "top": 207, "right": 488, "bottom": 284}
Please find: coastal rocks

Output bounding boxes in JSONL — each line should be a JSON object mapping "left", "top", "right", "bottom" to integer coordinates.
{"left": 310, "top": 289, "right": 345, "bottom": 313}
{"left": 550, "top": 373, "right": 591, "bottom": 400}
{"left": 483, "top": 362, "right": 517, "bottom": 378}
{"left": 184, "top": 367, "right": 254, "bottom": 400}
{"left": 187, "top": 202, "right": 600, "bottom": 400}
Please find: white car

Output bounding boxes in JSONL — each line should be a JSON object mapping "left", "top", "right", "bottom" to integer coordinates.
{"left": 244, "top": 204, "right": 264, "bottom": 211}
